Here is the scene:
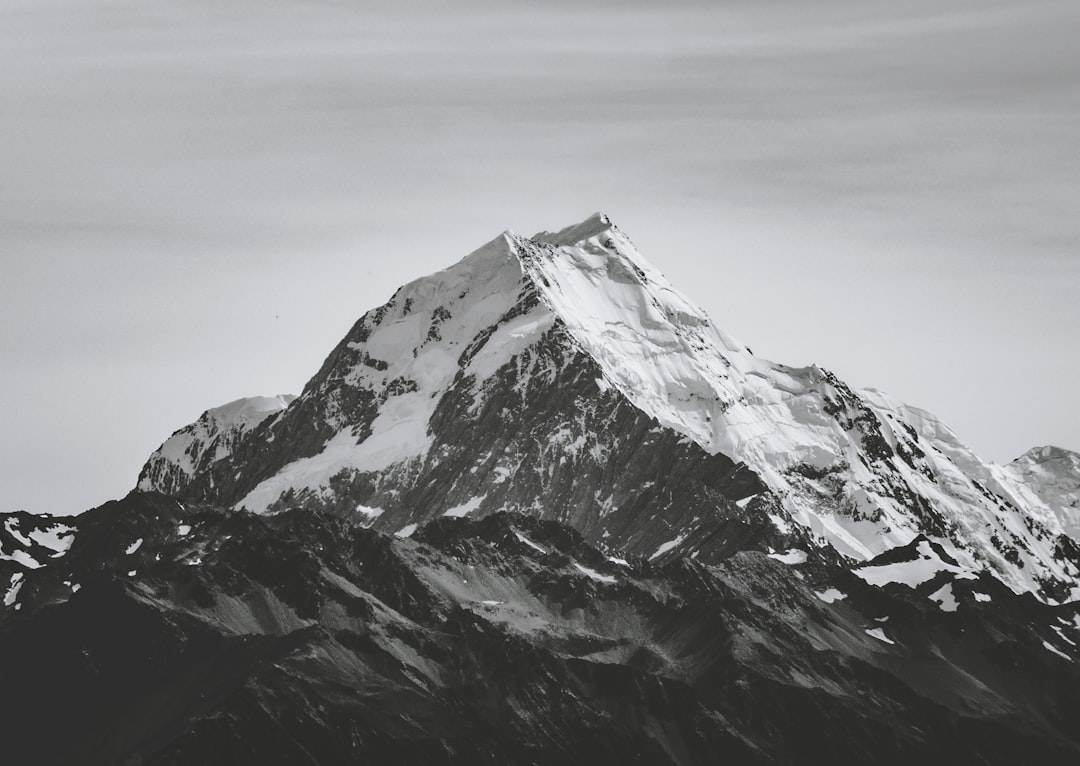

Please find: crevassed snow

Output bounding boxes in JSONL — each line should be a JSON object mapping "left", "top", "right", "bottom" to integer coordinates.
{"left": 815, "top": 588, "right": 846, "bottom": 604}
{"left": 395, "top": 524, "right": 418, "bottom": 538}
{"left": 514, "top": 531, "right": 547, "bottom": 554}
{"left": 649, "top": 533, "right": 687, "bottom": 560}
{"left": 518, "top": 214, "right": 1080, "bottom": 600}
{"left": 125, "top": 538, "right": 143, "bottom": 555}
{"left": 443, "top": 496, "right": 485, "bottom": 518}
{"left": 865, "top": 627, "right": 895, "bottom": 645}
{"left": 929, "top": 583, "right": 959, "bottom": 612}
{"left": 1006, "top": 445, "right": 1080, "bottom": 540}
{"left": 573, "top": 563, "right": 616, "bottom": 584}
{"left": 768, "top": 549, "right": 807, "bottom": 565}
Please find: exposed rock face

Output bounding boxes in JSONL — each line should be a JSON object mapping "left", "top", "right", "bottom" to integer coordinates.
{"left": 3, "top": 494, "right": 1080, "bottom": 766}
{"left": 137, "top": 214, "right": 1080, "bottom": 601}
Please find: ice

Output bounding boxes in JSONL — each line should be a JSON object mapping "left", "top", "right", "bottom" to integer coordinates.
{"left": 768, "top": 549, "right": 807, "bottom": 565}
{"left": 573, "top": 563, "right": 616, "bottom": 584}
{"left": 814, "top": 588, "right": 846, "bottom": 604}
{"left": 865, "top": 627, "right": 895, "bottom": 645}
{"left": 125, "top": 538, "right": 143, "bottom": 555}
{"left": 395, "top": 523, "right": 418, "bottom": 538}
{"left": 443, "top": 496, "right": 485, "bottom": 518}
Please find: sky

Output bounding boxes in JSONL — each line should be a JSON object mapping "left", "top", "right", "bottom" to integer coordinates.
{"left": 2, "top": 0, "right": 1078, "bottom": 515}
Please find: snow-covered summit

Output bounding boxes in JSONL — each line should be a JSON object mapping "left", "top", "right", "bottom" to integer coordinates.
{"left": 136, "top": 213, "right": 1080, "bottom": 602}
{"left": 137, "top": 395, "right": 295, "bottom": 496}
{"left": 1007, "top": 446, "right": 1080, "bottom": 539}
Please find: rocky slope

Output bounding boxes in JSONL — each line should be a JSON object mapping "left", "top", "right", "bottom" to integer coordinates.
{"left": 138, "top": 213, "right": 1080, "bottom": 602}
{"left": 3, "top": 493, "right": 1080, "bottom": 765}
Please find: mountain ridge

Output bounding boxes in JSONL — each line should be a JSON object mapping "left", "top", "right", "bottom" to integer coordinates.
{"left": 135, "top": 213, "right": 1080, "bottom": 602}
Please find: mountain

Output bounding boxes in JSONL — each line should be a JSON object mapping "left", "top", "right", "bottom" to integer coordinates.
{"left": 1007, "top": 446, "right": 1080, "bottom": 539}
{"left": 138, "top": 395, "right": 295, "bottom": 497}
{"left": 138, "top": 212, "right": 1080, "bottom": 603}
{"left": 6, "top": 213, "right": 1080, "bottom": 764}
{"left": 2, "top": 493, "right": 1080, "bottom": 765}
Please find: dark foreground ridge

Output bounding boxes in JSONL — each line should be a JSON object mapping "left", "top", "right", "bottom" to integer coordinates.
{"left": 2, "top": 493, "right": 1080, "bottom": 765}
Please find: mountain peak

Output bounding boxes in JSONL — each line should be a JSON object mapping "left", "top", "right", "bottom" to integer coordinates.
{"left": 531, "top": 211, "right": 615, "bottom": 247}
{"left": 135, "top": 214, "right": 1080, "bottom": 603}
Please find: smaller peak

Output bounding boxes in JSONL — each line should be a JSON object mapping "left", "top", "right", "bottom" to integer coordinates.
{"left": 531, "top": 211, "right": 616, "bottom": 247}
{"left": 1014, "top": 445, "right": 1080, "bottom": 465}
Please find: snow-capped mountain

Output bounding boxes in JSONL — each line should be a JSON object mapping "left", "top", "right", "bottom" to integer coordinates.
{"left": 137, "top": 213, "right": 1080, "bottom": 602}
{"left": 1007, "top": 446, "right": 1080, "bottom": 539}
{"left": 137, "top": 395, "right": 295, "bottom": 496}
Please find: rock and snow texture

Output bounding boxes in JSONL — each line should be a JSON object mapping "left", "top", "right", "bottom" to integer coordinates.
{"left": 136, "top": 212, "right": 1080, "bottom": 602}
{"left": 1006, "top": 446, "right": 1080, "bottom": 539}
{"left": 138, "top": 395, "right": 295, "bottom": 495}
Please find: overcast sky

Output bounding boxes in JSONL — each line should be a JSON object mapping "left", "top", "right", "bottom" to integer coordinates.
{"left": 3, "top": 0, "right": 1078, "bottom": 515}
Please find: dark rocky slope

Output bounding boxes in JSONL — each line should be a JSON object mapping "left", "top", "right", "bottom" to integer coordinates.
{"left": 3, "top": 493, "right": 1079, "bottom": 765}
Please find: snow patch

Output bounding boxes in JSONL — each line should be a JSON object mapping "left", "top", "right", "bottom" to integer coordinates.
{"left": 1043, "top": 640, "right": 1072, "bottom": 661}
{"left": 814, "top": 588, "right": 846, "bottom": 604}
{"left": 854, "top": 541, "right": 978, "bottom": 588}
{"left": 768, "top": 548, "right": 807, "bottom": 565}
{"left": 443, "top": 496, "right": 485, "bottom": 518}
{"left": 865, "top": 627, "right": 895, "bottom": 645}
{"left": 4, "top": 573, "right": 24, "bottom": 607}
{"left": 973, "top": 592, "right": 992, "bottom": 603}
{"left": 929, "top": 583, "right": 958, "bottom": 612}
{"left": 649, "top": 533, "right": 687, "bottom": 561}
{"left": 395, "top": 524, "right": 418, "bottom": 538}
{"left": 514, "top": 531, "right": 547, "bottom": 554}
{"left": 177, "top": 524, "right": 192, "bottom": 536}
{"left": 573, "top": 563, "right": 616, "bottom": 584}
{"left": 125, "top": 538, "right": 143, "bottom": 555}
{"left": 356, "top": 504, "right": 385, "bottom": 518}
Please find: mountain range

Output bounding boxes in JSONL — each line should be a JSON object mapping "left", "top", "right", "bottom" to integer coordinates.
{"left": 4, "top": 213, "right": 1080, "bottom": 764}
